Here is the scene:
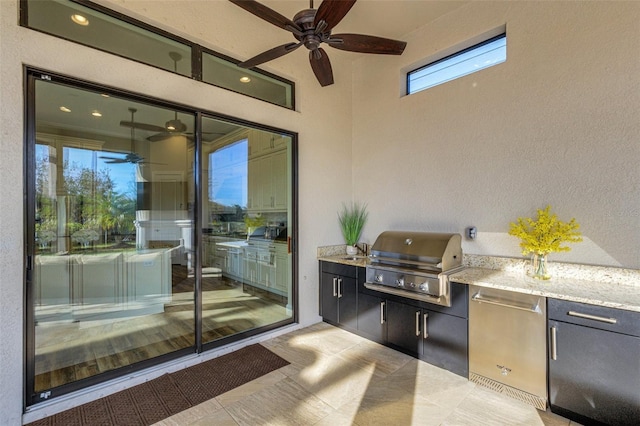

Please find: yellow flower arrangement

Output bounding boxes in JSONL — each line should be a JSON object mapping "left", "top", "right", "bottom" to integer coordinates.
{"left": 508, "top": 205, "right": 582, "bottom": 256}
{"left": 244, "top": 214, "right": 265, "bottom": 229}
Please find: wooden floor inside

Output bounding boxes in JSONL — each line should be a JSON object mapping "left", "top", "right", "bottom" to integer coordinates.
{"left": 34, "top": 265, "right": 291, "bottom": 391}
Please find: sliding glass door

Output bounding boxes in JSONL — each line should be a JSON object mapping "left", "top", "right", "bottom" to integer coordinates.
{"left": 28, "top": 76, "right": 196, "bottom": 400}
{"left": 25, "top": 71, "right": 295, "bottom": 405}
{"left": 200, "top": 117, "right": 293, "bottom": 346}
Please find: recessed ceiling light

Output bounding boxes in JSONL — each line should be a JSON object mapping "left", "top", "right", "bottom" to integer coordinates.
{"left": 59, "top": 106, "right": 71, "bottom": 113}
{"left": 239, "top": 76, "right": 251, "bottom": 83}
{"left": 71, "top": 14, "right": 89, "bottom": 26}
{"left": 101, "top": 93, "right": 110, "bottom": 98}
{"left": 91, "top": 110, "right": 102, "bottom": 117}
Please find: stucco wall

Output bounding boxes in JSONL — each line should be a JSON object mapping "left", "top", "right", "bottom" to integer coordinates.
{"left": 0, "top": 0, "right": 352, "bottom": 422}
{"left": 2, "top": 0, "right": 639, "bottom": 423}
{"left": 351, "top": 1, "right": 640, "bottom": 268}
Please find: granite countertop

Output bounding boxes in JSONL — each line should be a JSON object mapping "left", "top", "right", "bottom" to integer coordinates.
{"left": 318, "top": 245, "right": 640, "bottom": 313}
{"left": 451, "top": 266, "right": 640, "bottom": 313}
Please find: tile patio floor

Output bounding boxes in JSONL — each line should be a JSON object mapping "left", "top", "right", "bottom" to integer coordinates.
{"left": 153, "top": 322, "right": 580, "bottom": 426}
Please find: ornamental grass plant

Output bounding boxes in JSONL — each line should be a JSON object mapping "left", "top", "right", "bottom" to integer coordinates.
{"left": 338, "top": 202, "right": 368, "bottom": 246}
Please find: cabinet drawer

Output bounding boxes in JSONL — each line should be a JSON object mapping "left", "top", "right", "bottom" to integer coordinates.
{"left": 548, "top": 299, "right": 640, "bottom": 337}
{"left": 320, "top": 261, "right": 359, "bottom": 278}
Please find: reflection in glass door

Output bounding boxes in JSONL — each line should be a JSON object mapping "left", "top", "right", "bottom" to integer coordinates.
{"left": 201, "top": 117, "right": 293, "bottom": 345}
{"left": 26, "top": 71, "right": 296, "bottom": 405}
{"left": 28, "top": 76, "right": 196, "bottom": 400}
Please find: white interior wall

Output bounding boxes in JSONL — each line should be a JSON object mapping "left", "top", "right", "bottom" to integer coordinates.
{"left": 351, "top": 1, "right": 640, "bottom": 268}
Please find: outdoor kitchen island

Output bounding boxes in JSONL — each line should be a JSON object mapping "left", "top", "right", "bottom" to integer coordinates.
{"left": 318, "top": 246, "right": 640, "bottom": 425}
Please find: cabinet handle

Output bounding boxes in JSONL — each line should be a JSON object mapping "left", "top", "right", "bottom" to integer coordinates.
{"left": 423, "top": 313, "right": 429, "bottom": 339}
{"left": 567, "top": 310, "right": 617, "bottom": 324}
{"left": 337, "top": 278, "right": 343, "bottom": 298}
{"left": 550, "top": 326, "right": 557, "bottom": 360}
{"left": 415, "top": 311, "right": 421, "bottom": 336}
{"left": 472, "top": 293, "right": 542, "bottom": 314}
{"left": 332, "top": 277, "right": 337, "bottom": 297}
{"left": 380, "top": 301, "right": 385, "bottom": 324}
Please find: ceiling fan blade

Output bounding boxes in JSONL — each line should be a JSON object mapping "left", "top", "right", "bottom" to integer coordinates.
{"left": 101, "top": 157, "right": 128, "bottom": 164}
{"left": 239, "top": 42, "right": 301, "bottom": 68}
{"left": 309, "top": 48, "right": 334, "bottom": 87}
{"left": 328, "top": 34, "right": 407, "bottom": 55}
{"left": 314, "top": 0, "right": 356, "bottom": 31}
{"left": 147, "top": 132, "right": 173, "bottom": 142}
{"left": 229, "top": 0, "right": 302, "bottom": 33}
{"left": 119, "top": 120, "right": 166, "bottom": 132}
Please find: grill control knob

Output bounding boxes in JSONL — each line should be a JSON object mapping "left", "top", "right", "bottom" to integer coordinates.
{"left": 419, "top": 283, "right": 428, "bottom": 292}
{"left": 375, "top": 274, "right": 384, "bottom": 283}
{"left": 396, "top": 277, "right": 405, "bottom": 288}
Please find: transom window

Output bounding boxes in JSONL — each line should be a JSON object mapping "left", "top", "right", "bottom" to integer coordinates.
{"left": 407, "top": 34, "right": 506, "bottom": 94}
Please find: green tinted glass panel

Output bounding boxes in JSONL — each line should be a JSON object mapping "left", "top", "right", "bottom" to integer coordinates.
{"left": 202, "top": 53, "right": 293, "bottom": 109}
{"left": 26, "top": 0, "right": 191, "bottom": 76}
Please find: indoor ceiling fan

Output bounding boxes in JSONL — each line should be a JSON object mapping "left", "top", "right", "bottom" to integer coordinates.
{"left": 229, "top": 0, "right": 407, "bottom": 86}
{"left": 119, "top": 52, "right": 223, "bottom": 142}
{"left": 101, "top": 108, "right": 164, "bottom": 165}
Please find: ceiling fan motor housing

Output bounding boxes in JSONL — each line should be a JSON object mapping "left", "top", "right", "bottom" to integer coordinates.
{"left": 165, "top": 119, "right": 187, "bottom": 132}
{"left": 293, "top": 9, "right": 324, "bottom": 51}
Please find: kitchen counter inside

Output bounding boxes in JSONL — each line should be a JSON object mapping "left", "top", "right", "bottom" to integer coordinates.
{"left": 317, "top": 245, "right": 640, "bottom": 313}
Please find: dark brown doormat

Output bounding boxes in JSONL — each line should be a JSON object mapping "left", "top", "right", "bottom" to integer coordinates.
{"left": 27, "top": 344, "right": 289, "bottom": 426}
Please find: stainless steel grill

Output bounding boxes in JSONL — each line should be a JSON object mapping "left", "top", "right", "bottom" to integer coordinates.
{"left": 364, "top": 231, "right": 464, "bottom": 307}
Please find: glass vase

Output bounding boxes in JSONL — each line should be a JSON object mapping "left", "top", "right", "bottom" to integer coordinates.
{"left": 529, "top": 253, "right": 551, "bottom": 280}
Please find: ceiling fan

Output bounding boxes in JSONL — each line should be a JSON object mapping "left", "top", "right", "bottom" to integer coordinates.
{"left": 101, "top": 108, "right": 164, "bottom": 165}
{"left": 229, "top": 0, "right": 407, "bottom": 86}
{"left": 119, "top": 52, "right": 223, "bottom": 142}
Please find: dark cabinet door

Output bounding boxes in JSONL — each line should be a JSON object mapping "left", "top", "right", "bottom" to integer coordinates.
{"left": 357, "top": 292, "right": 386, "bottom": 343}
{"left": 420, "top": 310, "right": 468, "bottom": 377}
{"left": 320, "top": 272, "right": 339, "bottom": 324}
{"left": 549, "top": 320, "right": 640, "bottom": 426}
{"left": 386, "top": 299, "right": 421, "bottom": 358}
{"left": 338, "top": 275, "right": 358, "bottom": 330}
{"left": 320, "top": 271, "right": 357, "bottom": 330}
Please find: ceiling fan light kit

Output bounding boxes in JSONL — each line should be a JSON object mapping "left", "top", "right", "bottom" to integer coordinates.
{"left": 230, "top": 0, "right": 407, "bottom": 87}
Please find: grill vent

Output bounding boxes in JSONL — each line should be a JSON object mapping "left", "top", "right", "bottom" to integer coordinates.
{"left": 469, "top": 373, "right": 547, "bottom": 411}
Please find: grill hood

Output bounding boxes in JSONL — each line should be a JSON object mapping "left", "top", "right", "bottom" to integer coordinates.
{"left": 369, "top": 231, "right": 463, "bottom": 272}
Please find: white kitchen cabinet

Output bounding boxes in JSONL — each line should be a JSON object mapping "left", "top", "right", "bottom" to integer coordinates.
{"left": 247, "top": 155, "right": 268, "bottom": 211}
{"left": 248, "top": 130, "right": 288, "bottom": 158}
{"left": 273, "top": 243, "right": 289, "bottom": 294}
{"left": 271, "top": 150, "right": 288, "bottom": 211}
{"left": 247, "top": 150, "right": 288, "bottom": 212}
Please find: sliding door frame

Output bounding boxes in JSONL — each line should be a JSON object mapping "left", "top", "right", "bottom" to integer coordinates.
{"left": 23, "top": 67, "right": 298, "bottom": 407}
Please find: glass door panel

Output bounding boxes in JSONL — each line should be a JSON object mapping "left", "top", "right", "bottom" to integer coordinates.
{"left": 31, "top": 78, "right": 196, "bottom": 395}
{"left": 201, "top": 117, "right": 293, "bottom": 345}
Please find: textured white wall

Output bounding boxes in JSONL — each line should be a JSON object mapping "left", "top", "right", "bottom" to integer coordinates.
{"left": 3, "top": 0, "right": 639, "bottom": 422}
{"left": 0, "top": 0, "right": 351, "bottom": 421}
{"left": 351, "top": 1, "right": 640, "bottom": 268}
